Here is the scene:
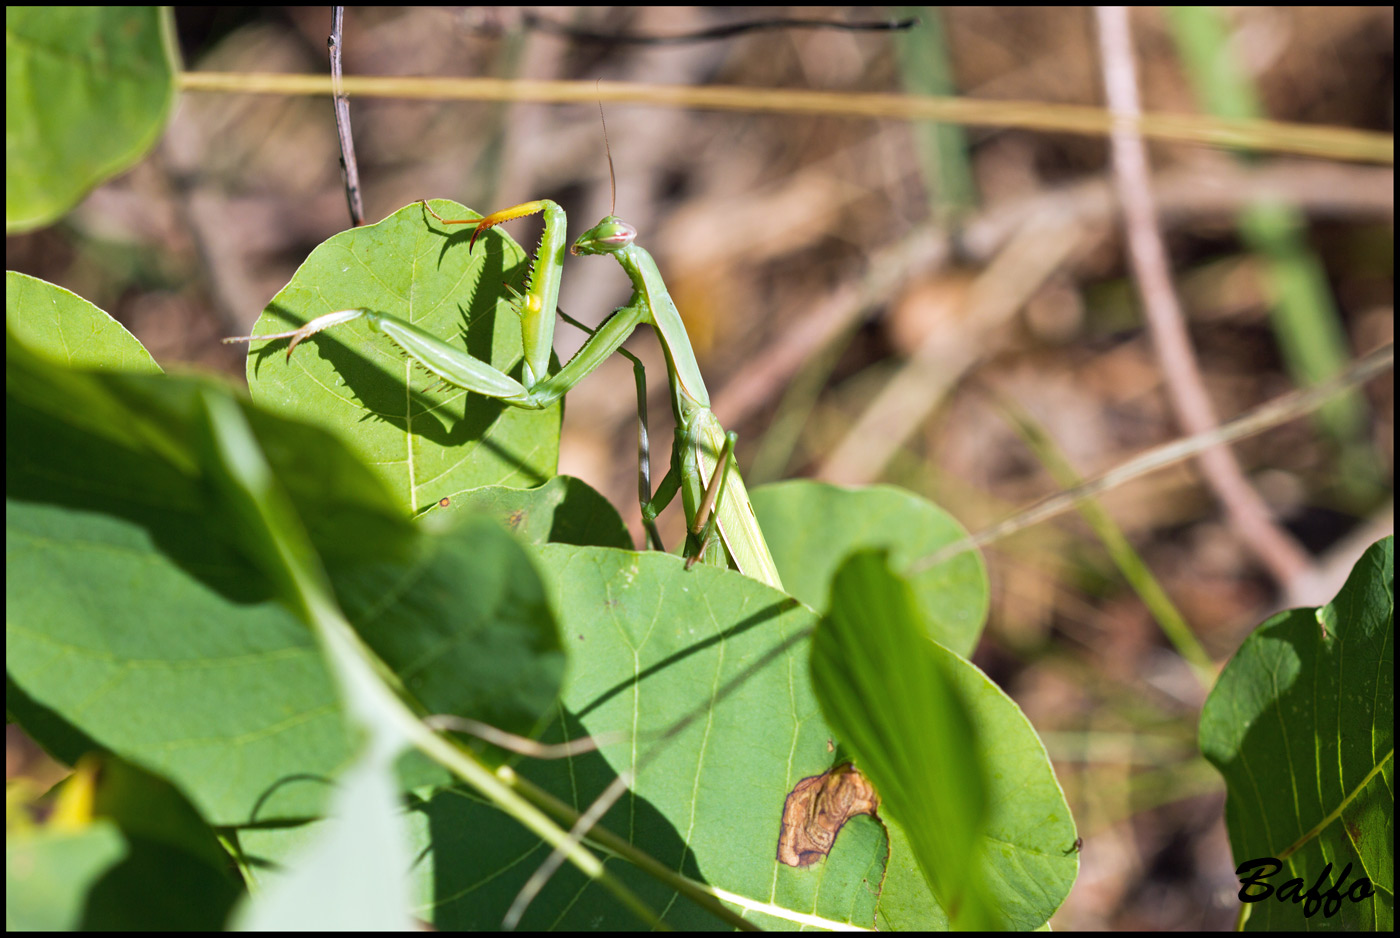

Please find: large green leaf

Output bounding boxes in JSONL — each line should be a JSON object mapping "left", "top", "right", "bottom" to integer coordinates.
{"left": 6, "top": 7, "right": 177, "bottom": 232}
{"left": 335, "top": 512, "right": 564, "bottom": 746}
{"left": 8, "top": 319, "right": 562, "bottom": 826}
{"left": 1200, "top": 536, "right": 1393, "bottom": 931}
{"left": 753, "top": 481, "right": 987, "bottom": 657}
{"left": 241, "top": 200, "right": 561, "bottom": 513}
{"left": 390, "top": 488, "right": 1011, "bottom": 927}
{"left": 408, "top": 546, "right": 899, "bottom": 929}
{"left": 815, "top": 551, "right": 1077, "bottom": 930}
{"left": 6, "top": 271, "right": 162, "bottom": 373}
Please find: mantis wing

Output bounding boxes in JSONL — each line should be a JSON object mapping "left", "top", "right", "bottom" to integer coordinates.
{"left": 688, "top": 409, "right": 784, "bottom": 591}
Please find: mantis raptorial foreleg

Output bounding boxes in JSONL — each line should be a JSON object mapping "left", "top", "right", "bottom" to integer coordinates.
{"left": 228, "top": 198, "right": 784, "bottom": 591}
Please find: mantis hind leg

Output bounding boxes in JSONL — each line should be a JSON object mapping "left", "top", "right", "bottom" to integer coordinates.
{"left": 621, "top": 344, "right": 667, "bottom": 551}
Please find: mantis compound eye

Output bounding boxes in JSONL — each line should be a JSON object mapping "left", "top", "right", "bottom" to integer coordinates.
{"left": 571, "top": 217, "right": 637, "bottom": 255}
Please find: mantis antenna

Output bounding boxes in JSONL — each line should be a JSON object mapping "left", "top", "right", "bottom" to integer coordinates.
{"left": 597, "top": 93, "right": 616, "bottom": 216}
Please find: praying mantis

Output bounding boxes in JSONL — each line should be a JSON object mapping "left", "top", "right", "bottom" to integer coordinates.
{"left": 228, "top": 184, "right": 784, "bottom": 592}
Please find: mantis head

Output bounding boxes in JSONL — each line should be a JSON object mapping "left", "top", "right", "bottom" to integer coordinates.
{"left": 571, "top": 216, "right": 636, "bottom": 256}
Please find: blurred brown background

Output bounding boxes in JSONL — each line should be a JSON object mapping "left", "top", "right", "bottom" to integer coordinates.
{"left": 7, "top": 7, "right": 1393, "bottom": 930}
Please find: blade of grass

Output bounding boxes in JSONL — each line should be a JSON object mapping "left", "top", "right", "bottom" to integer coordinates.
{"left": 997, "top": 393, "right": 1217, "bottom": 687}
{"left": 1165, "top": 7, "right": 1380, "bottom": 501}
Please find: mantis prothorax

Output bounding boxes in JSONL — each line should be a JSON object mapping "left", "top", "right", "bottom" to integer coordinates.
{"left": 228, "top": 198, "right": 784, "bottom": 591}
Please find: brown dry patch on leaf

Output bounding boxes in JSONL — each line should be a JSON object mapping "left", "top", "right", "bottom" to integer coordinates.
{"left": 776, "top": 762, "right": 879, "bottom": 867}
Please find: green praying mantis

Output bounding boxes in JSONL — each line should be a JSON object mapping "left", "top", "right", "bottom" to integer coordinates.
{"left": 228, "top": 172, "right": 784, "bottom": 592}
